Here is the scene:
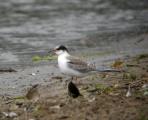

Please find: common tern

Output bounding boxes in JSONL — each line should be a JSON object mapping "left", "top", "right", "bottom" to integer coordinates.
{"left": 50, "top": 45, "right": 97, "bottom": 77}
{"left": 49, "top": 45, "right": 120, "bottom": 78}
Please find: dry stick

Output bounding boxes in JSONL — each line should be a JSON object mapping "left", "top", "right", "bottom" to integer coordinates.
{"left": 120, "top": 78, "right": 148, "bottom": 89}
{"left": 0, "top": 68, "right": 17, "bottom": 72}
{"left": 120, "top": 96, "right": 132, "bottom": 106}
{"left": 129, "top": 79, "right": 148, "bottom": 87}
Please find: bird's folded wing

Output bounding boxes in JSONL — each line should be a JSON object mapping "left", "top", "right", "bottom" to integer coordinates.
{"left": 67, "top": 56, "right": 95, "bottom": 72}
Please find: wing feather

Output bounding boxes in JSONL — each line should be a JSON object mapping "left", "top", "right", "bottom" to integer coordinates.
{"left": 67, "top": 56, "right": 95, "bottom": 73}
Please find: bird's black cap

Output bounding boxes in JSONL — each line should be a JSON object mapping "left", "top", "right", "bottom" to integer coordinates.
{"left": 56, "top": 45, "right": 68, "bottom": 52}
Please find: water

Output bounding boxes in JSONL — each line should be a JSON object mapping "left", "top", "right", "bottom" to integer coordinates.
{"left": 0, "top": 0, "right": 148, "bottom": 67}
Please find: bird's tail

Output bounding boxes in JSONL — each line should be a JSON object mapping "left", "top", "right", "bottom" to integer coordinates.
{"left": 88, "top": 63, "right": 123, "bottom": 72}
{"left": 95, "top": 67, "right": 123, "bottom": 72}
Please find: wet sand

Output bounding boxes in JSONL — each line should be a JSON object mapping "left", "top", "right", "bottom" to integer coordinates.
{"left": 0, "top": 54, "right": 147, "bottom": 120}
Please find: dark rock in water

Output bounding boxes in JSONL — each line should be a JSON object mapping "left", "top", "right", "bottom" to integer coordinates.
{"left": 68, "top": 81, "right": 81, "bottom": 98}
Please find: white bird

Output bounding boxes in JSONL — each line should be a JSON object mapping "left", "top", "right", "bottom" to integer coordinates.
{"left": 49, "top": 45, "right": 120, "bottom": 79}
{"left": 50, "top": 45, "right": 96, "bottom": 77}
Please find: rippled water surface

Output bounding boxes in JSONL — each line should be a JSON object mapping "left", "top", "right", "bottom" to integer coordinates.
{"left": 0, "top": 0, "right": 148, "bottom": 67}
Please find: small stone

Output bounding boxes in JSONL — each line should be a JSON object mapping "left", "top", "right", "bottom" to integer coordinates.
{"left": 142, "top": 84, "right": 148, "bottom": 89}
{"left": 24, "top": 107, "right": 27, "bottom": 111}
{"left": 50, "top": 105, "right": 61, "bottom": 109}
{"left": 31, "top": 73, "right": 36, "bottom": 76}
{"left": 144, "top": 91, "right": 148, "bottom": 96}
{"left": 29, "top": 119, "right": 35, "bottom": 120}
{"left": 88, "top": 97, "right": 95, "bottom": 102}
{"left": 9, "top": 112, "right": 18, "bottom": 117}
{"left": 126, "top": 85, "right": 131, "bottom": 97}
{"left": 2, "top": 112, "right": 18, "bottom": 118}
{"left": 2, "top": 112, "right": 9, "bottom": 117}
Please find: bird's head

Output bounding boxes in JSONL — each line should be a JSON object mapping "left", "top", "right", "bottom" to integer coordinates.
{"left": 49, "top": 45, "right": 69, "bottom": 55}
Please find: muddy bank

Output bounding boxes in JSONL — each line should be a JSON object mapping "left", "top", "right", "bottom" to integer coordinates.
{"left": 0, "top": 54, "right": 147, "bottom": 120}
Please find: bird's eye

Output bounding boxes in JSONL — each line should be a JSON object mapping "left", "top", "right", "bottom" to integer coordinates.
{"left": 56, "top": 48, "right": 60, "bottom": 50}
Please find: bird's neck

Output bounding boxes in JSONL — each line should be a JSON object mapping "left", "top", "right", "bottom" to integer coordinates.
{"left": 58, "top": 51, "right": 70, "bottom": 58}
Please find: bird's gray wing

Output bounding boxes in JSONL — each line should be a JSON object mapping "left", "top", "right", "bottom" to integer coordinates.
{"left": 67, "top": 56, "right": 95, "bottom": 73}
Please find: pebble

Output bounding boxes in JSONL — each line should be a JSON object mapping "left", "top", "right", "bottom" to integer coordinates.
{"left": 31, "top": 73, "right": 36, "bottom": 76}
{"left": 9, "top": 112, "right": 18, "bottom": 117}
{"left": 2, "top": 111, "right": 18, "bottom": 118}
{"left": 126, "top": 85, "right": 131, "bottom": 97}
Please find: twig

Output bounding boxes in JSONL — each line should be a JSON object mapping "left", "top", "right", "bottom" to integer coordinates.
{"left": 0, "top": 68, "right": 17, "bottom": 72}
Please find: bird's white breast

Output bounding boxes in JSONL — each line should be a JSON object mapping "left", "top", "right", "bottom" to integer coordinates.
{"left": 58, "top": 54, "right": 69, "bottom": 72}
{"left": 58, "top": 53, "right": 81, "bottom": 76}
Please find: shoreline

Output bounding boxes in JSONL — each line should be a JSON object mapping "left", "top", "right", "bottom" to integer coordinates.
{"left": 0, "top": 53, "right": 147, "bottom": 120}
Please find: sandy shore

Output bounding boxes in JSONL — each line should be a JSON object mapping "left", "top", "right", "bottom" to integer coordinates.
{"left": 0, "top": 54, "right": 147, "bottom": 120}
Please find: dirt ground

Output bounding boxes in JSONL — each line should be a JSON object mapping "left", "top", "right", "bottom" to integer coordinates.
{"left": 0, "top": 54, "right": 148, "bottom": 120}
